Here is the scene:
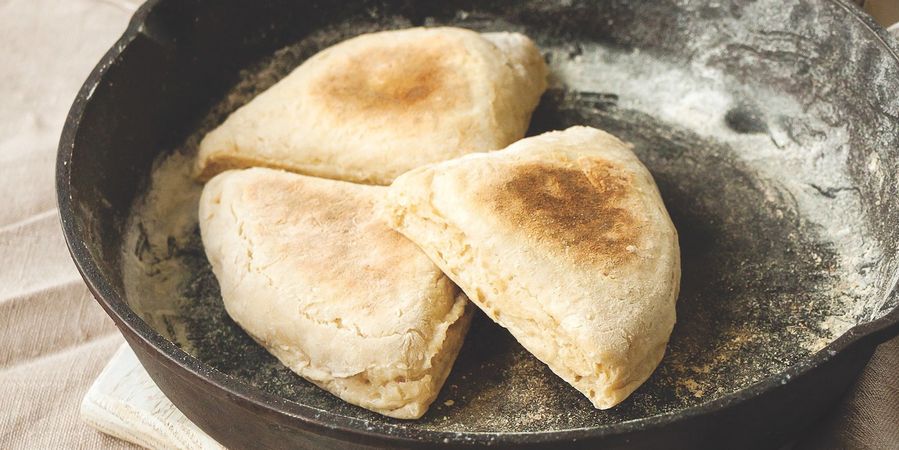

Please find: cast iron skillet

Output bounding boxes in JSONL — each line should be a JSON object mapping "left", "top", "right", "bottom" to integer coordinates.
{"left": 58, "top": 0, "right": 899, "bottom": 448}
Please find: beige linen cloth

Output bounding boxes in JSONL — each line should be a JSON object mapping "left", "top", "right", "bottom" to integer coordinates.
{"left": 0, "top": 0, "right": 141, "bottom": 448}
{"left": 0, "top": 1, "right": 896, "bottom": 449}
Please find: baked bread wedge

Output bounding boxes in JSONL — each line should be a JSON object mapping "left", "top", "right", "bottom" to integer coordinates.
{"left": 196, "top": 27, "right": 548, "bottom": 184}
{"left": 382, "top": 126, "right": 680, "bottom": 409}
{"left": 199, "top": 168, "right": 473, "bottom": 419}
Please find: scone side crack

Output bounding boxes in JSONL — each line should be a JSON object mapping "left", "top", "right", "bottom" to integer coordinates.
{"left": 240, "top": 298, "right": 469, "bottom": 419}
{"left": 307, "top": 296, "right": 472, "bottom": 419}
{"left": 196, "top": 151, "right": 378, "bottom": 185}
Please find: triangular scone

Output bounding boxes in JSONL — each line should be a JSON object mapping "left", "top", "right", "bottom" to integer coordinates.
{"left": 196, "top": 27, "right": 548, "bottom": 184}
{"left": 199, "top": 168, "right": 473, "bottom": 419}
{"left": 382, "top": 126, "right": 680, "bottom": 409}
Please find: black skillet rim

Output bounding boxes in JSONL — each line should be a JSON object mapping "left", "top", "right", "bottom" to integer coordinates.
{"left": 56, "top": 0, "right": 899, "bottom": 445}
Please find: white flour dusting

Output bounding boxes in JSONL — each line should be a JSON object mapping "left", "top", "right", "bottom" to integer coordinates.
{"left": 122, "top": 151, "right": 201, "bottom": 343}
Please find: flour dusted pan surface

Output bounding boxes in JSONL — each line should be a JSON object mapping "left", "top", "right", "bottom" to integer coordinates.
{"left": 196, "top": 27, "right": 548, "bottom": 184}
{"left": 383, "top": 126, "right": 680, "bottom": 409}
{"left": 199, "top": 168, "right": 473, "bottom": 419}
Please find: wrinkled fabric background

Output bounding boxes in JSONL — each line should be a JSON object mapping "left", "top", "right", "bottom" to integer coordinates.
{"left": 0, "top": 1, "right": 895, "bottom": 448}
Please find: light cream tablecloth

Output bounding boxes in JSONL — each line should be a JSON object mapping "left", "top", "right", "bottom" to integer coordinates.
{"left": 0, "top": 0, "right": 141, "bottom": 448}
{"left": 0, "top": 1, "right": 896, "bottom": 448}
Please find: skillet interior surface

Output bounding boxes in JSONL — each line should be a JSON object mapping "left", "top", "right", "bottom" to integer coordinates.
{"left": 67, "top": 0, "right": 899, "bottom": 439}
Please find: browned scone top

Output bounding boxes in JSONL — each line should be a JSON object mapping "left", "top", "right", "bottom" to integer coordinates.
{"left": 383, "top": 126, "right": 680, "bottom": 410}
{"left": 196, "top": 27, "right": 548, "bottom": 185}
{"left": 489, "top": 158, "right": 640, "bottom": 269}
{"left": 311, "top": 34, "right": 471, "bottom": 116}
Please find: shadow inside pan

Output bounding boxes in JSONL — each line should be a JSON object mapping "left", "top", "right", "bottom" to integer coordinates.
{"left": 117, "top": 1, "right": 895, "bottom": 434}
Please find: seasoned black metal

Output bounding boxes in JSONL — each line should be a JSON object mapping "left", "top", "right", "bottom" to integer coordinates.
{"left": 58, "top": 0, "right": 899, "bottom": 448}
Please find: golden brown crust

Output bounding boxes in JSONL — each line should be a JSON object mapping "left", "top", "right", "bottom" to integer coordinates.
{"left": 311, "top": 36, "right": 470, "bottom": 116}
{"left": 490, "top": 159, "right": 638, "bottom": 268}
